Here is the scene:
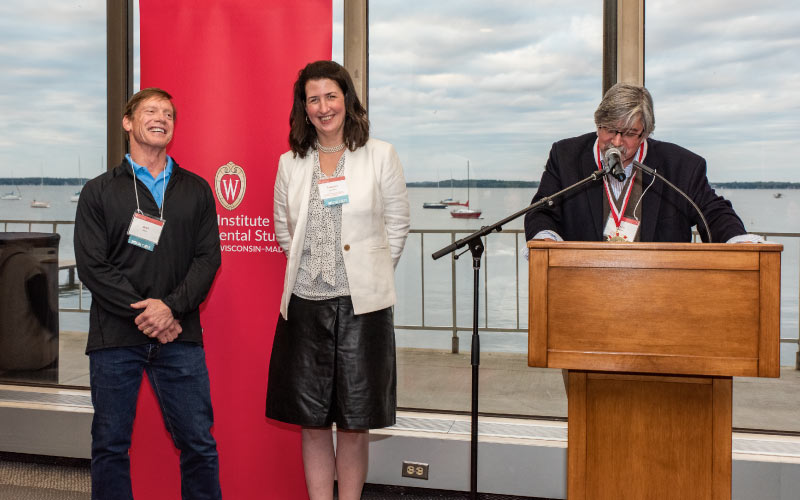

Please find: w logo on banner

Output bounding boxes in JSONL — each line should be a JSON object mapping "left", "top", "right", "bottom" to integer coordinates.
{"left": 214, "top": 162, "right": 247, "bottom": 210}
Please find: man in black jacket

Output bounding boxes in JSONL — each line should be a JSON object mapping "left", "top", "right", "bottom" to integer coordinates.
{"left": 75, "top": 88, "right": 222, "bottom": 500}
{"left": 524, "top": 83, "right": 754, "bottom": 244}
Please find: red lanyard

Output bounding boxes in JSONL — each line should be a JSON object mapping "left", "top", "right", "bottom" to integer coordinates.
{"left": 595, "top": 142, "right": 644, "bottom": 227}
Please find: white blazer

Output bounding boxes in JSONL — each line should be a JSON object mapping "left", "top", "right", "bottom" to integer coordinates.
{"left": 274, "top": 138, "right": 410, "bottom": 318}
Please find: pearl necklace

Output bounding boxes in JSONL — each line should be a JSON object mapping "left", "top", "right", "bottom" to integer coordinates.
{"left": 316, "top": 141, "right": 346, "bottom": 154}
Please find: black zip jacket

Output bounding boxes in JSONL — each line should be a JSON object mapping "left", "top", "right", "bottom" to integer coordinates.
{"left": 74, "top": 158, "right": 221, "bottom": 352}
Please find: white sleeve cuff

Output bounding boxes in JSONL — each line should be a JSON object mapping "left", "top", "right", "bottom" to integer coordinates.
{"left": 524, "top": 230, "right": 564, "bottom": 261}
{"left": 726, "top": 233, "right": 768, "bottom": 244}
{"left": 533, "top": 230, "right": 564, "bottom": 242}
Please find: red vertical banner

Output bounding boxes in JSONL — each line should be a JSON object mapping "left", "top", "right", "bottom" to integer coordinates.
{"left": 134, "top": 1, "right": 331, "bottom": 499}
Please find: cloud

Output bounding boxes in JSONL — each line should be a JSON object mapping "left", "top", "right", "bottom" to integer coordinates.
{"left": 0, "top": 0, "right": 106, "bottom": 178}
{"left": 0, "top": 0, "right": 798, "bottom": 183}
{"left": 368, "top": 1, "right": 604, "bottom": 181}
{"left": 645, "top": 0, "right": 800, "bottom": 180}
{"left": 365, "top": 0, "right": 800, "bottom": 182}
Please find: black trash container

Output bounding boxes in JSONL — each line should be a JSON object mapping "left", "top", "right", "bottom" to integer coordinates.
{"left": 0, "top": 232, "right": 60, "bottom": 375}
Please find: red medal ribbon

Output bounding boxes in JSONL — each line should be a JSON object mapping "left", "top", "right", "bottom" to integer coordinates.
{"left": 596, "top": 142, "right": 644, "bottom": 228}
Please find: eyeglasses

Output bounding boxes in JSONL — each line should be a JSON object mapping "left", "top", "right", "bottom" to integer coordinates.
{"left": 601, "top": 127, "right": 643, "bottom": 139}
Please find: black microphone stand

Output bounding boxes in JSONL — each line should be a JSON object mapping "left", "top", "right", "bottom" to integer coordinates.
{"left": 431, "top": 164, "right": 616, "bottom": 500}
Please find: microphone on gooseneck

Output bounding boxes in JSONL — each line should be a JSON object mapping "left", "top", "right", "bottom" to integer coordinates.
{"left": 604, "top": 147, "right": 627, "bottom": 182}
{"left": 632, "top": 160, "right": 713, "bottom": 243}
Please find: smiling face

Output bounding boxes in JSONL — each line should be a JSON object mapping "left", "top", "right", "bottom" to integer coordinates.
{"left": 304, "top": 78, "right": 346, "bottom": 145}
{"left": 122, "top": 96, "right": 175, "bottom": 153}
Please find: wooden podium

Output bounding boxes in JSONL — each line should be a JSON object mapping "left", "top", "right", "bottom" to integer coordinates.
{"left": 527, "top": 241, "right": 782, "bottom": 500}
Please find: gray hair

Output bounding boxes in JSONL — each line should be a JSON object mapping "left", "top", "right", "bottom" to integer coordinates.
{"left": 594, "top": 83, "right": 655, "bottom": 137}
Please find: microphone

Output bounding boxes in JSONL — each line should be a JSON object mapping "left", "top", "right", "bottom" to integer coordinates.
{"left": 604, "top": 147, "right": 627, "bottom": 182}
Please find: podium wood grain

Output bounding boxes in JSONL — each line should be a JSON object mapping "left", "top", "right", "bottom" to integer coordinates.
{"left": 528, "top": 242, "right": 781, "bottom": 500}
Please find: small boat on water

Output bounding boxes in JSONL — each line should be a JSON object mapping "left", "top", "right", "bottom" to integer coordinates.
{"left": 1, "top": 191, "right": 21, "bottom": 201}
{"left": 71, "top": 157, "right": 83, "bottom": 202}
{"left": 450, "top": 201, "right": 481, "bottom": 219}
{"left": 1, "top": 183, "right": 22, "bottom": 200}
{"left": 423, "top": 173, "right": 453, "bottom": 209}
{"left": 442, "top": 198, "right": 467, "bottom": 206}
{"left": 450, "top": 161, "right": 481, "bottom": 219}
{"left": 32, "top": 169, "right": 51, "bottom": 208}
{"left": 774, "top": 193, "right": 783, "bottom": 199}
{"left": 440, "top": 174, "right": 462, "bottom": 205}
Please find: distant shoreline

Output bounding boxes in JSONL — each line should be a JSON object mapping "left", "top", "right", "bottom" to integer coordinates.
{"left": 406, "top": 179, "right": 800, "bottom": 189}
{"left": 0, "top": 178, "right": 88, "bottom": 186}
{"left": 2, "top": 178, "right": 799, "bottom": 190}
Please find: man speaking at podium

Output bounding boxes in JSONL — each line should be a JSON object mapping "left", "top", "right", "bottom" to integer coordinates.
{"left": 524, "top": 83, "right": 759, "bottom": 244}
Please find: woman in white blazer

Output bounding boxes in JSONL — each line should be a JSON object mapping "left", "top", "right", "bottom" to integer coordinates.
{"left": 266, "top": 61, "right": 410, "bottom": 500}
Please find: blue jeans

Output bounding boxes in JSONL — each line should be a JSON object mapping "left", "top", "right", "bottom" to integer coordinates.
{"left": 89, "top": 342, "right": 222, "bottom": 500}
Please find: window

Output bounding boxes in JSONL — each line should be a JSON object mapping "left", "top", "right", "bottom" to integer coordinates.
{"left": 332, "top": 0, "right": 344, "bottom": 64}
{"left": 646, "top": 0, "right": 800, "bottom": 433}
{"left": 0, "top": 0, "right": 345, "bottom": 389}
{"left": 370, "top": 0, "right": 602, "bottom": 415}
{"left": 0, "top": 0, "right": 106, "bottom": 386}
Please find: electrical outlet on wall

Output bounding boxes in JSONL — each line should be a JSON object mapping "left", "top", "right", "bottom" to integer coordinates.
{"left": 401, "top": 461, "right": 429, "bottom": 480}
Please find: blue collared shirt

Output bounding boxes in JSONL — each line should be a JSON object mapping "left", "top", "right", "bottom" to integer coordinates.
{"left": 126, "top": 154, "right": 173, "bottom": 209}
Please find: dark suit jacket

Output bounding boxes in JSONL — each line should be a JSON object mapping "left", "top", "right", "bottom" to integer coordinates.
{"left": 524, "top": 133, "right": 746, "bottom": 243}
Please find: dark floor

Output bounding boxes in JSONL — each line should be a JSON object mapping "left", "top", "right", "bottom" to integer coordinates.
{"left": 0, "top": 456, "right": 89, "bottom": 500}
{"left": 0, "top": 453, "right": 550, "bottom": 500}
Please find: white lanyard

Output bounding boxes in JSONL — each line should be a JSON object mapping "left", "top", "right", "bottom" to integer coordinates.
{"left": 131, "top": 163, "right": 166, "bottom": 219}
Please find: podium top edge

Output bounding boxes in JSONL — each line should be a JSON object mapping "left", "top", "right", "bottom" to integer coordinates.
{"left": 526, "top": 241, "right": 783, "bottom": 252}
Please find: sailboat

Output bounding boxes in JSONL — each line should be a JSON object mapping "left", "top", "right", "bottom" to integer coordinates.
{"left": 31, "top": 169, "right": 50, "bottom": 208}
{"left": 1, "top": 185, "right": 21, "bottom": 200}
{"left": 423, "top": 172, "right": 448, "bottom": 209}
{"left": 2, "top": 173, "right": 22, "bottom": 200}
{"left": 440, "top": 170, "right": 462, "bottom": 205}
{"left": 70, "top": 157, "right": 82, "bottom": 202}
{"left": 450, "top": 161, "right": 482, "bottom": 219}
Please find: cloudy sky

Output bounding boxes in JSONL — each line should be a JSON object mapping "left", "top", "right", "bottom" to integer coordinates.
{"left": 1, "top": 0, "right": 799, "bottom": 183}
{"left": 365, "top": 0, "right": 800, "bottom": 183}
{"left": 0, "top": 1, "right": 106, "bottom": 180}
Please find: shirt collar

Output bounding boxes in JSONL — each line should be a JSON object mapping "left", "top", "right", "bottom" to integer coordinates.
{"left": 126, "top": 154, "right": 173, "bottom": 181}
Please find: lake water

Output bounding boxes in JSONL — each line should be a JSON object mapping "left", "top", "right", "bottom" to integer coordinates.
{"left": 2, "top": 184, "right": 799, "bottom": 365}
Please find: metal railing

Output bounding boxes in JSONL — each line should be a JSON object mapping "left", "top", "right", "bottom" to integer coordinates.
{"left": 3, "top": 220, "right": 799, "bottom": 368}
{"left": 395, "top": 228, "right": 800, "bottom": 369}
{"left": 1, "top": 219, "right": 74, "bottom": 233}
{"left": 394, "top": 229, "right": 528, "bottom": 352}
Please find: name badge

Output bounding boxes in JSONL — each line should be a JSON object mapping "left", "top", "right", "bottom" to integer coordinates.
{"left": 318, "top": 176, "right": 350, "bottom": 207}
{"left": 603, "top": 216, "right": 639, "bottom": 242}
{"left": 127, "top": 212, "right": 165, "bottom": 251}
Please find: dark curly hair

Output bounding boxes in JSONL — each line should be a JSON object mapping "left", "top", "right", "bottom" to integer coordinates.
{"left": 288, "top": 60, "right": 369, "bottom": 158}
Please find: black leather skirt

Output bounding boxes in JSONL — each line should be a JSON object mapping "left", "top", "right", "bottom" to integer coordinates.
{"left": 265, "top": 294, "right": 396, "bottom": 430}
